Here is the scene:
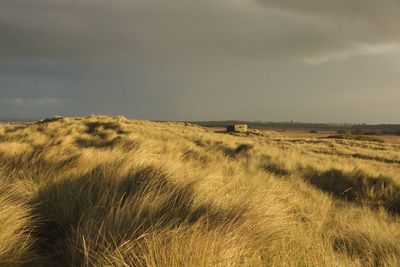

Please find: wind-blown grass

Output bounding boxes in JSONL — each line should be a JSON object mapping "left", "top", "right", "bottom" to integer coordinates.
{"left": 0, "top": 115, "right": 399, "bottom": 266}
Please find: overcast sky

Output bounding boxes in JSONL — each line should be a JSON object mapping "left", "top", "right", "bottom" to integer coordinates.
{"left": 1, "top": 0, "right": 399, "bottom": 123}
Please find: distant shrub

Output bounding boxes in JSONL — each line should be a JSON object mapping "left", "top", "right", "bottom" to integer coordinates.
{"left": 337, "top": 129, "right": 348, "bottom": 134}
{"left": 361, "top": 130, "right": 382, "bottom": 135}
{"left": 35, "top": 116, "right": 63, "bottom": 124}
{"left": 309, "top": 130, "right": 318, "bottom": 133}
{"left": 351, "top": 129, "right": 362, "bottom": 135}
{"left": 381, "top": 130, "right": 390, "bottom": 135}
{"left": 348, "top": 129, "right": 384, "bottom": 136}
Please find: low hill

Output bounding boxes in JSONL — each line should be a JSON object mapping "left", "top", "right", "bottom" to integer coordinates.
{"left": 0, "top": 116, "right": 399, "bottom": 266}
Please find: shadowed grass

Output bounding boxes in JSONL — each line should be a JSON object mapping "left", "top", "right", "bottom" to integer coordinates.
{"left": 302, "top": 167, "right": 400, "bottom": 214}
{"left": 32, "top": 165, "right": 249, "bottom": 266}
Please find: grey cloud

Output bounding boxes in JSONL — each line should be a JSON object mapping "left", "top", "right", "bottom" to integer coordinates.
{"left": 2, "top": 0, "right": 385, "bottom": 62}
{"left": 1, "top": 0, "right": 400, "bottom": 122}
{"left": 1, "top": 0, "right": 399, "bottom": 61}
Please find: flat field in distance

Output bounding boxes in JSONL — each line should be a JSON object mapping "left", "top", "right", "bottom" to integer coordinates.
{"left": 1, "top": 116, "right": 400, "bottom": 266}
{"left": 210, "top": 127, "right": 400, "bottom": 144}
{"left": 269, "top": 129, "right": 400, "bottom": 144}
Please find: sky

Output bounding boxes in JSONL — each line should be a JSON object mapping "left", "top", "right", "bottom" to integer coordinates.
{"left": 0, "top": 0, "right": 400, "bottom": 123}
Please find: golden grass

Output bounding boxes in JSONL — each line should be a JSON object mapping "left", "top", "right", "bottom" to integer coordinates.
{"left": 0, "top": 115, "right": 399, "bottom": 266}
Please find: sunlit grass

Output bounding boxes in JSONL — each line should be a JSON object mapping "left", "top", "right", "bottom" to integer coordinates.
{"left": 0, "top": 116, "right": 399, "bottom": 266}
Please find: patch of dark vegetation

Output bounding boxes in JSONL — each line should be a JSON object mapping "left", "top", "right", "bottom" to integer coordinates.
{"left": 337, "top": 129, "right": 400, "bottom": 135}
{"left": 222, "top": 143, "right": 254, "bottom": 158}
{"left": 193, "top": 139, "right": 205, "bottom": 147}
{"left": 0, "top": 131, "right": 30, "bottom": 143}
{"left": 285, "top": 138, "right": 327, "bottom": 145}
{"left": 75, "top": 136, "right": 122, "bottom": 148}
{"left": 225, "top": 130, "right": 263, "bottom": 138}
{"left": 310, "top": 149, "right": 400, "bottom": 165}
{"left": 0, "top": 147, "right": 80, "bottom": 182}
{"left": 325, "top": 134, "right": 385, "bottom": 143}
{"left": 192, "top": 139, "right": 254, "bottom": 159}
{"left": 181, "top": 149, "right": 210, "bottom": 164}
{"left": 331, "top": 232, "right": 400, "bottom": 267}
{"left": 245, "top": 129, "right": 264, "bottom": 137}
{"left": 85, "top": 121, "right": 128, "bottom": 136}
{"left": 35, "top": 116, "right": 63, "bottom": 124}
{"left": 235, "top": 144, "right": 254, "bottom": 154}
{"left": 351, "top": 153, "right": 400, "bottom": 164}
{"left": 261, "top": 162, "right": 289, "bottom": 177}
{"left": 350, "top": 129, "right": 391, "bottom": 136}
{"left": 286, "top": 139, "right": 326, "bottom": 145}
{"left": 302, "top": 167, "right": 400, "bottom": 214}
{"left": 213, "top": 130, "right": 229, "bottom": 134}
{"left": 194, "top": 139, "right": 225, "bottom": 148}
{"left": 4, "top": 125, "right": 29, "bottom": 134}
{"left": 31, "top": 166, "right": 247, "bottom": 266}
{"left": 116, "top": 139, "right": 141, "bottom": 152}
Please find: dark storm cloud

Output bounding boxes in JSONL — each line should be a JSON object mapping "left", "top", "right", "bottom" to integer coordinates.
{"left": 0, "top": 0, "right": 144, "bottom": 58}
{"left": 1, "top": 0, "right": 247, "bottom": 59}
{"left": 0, "top": 0, "right": 399, "bottom": 61}
{"left": 0, "top": 0, "right": 399, "bottom": 122}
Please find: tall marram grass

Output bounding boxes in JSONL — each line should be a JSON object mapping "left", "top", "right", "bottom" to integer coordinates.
{"left": 0, "top": 181, "right": 37, "bottom": 266}
{"left": 0, "top": 115, "right": 399, "bottom": 266}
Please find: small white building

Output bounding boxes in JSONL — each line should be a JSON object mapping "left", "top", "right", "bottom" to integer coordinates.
{"left": 226, "top": 124, "right": 248, "bottom": 133}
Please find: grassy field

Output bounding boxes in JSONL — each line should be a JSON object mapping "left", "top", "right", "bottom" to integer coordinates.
{"left": 209, "top": 127, "right": 400, "bottom": 144}
{"left": 0, "top": 116, "right": 400, "bottom": 266}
